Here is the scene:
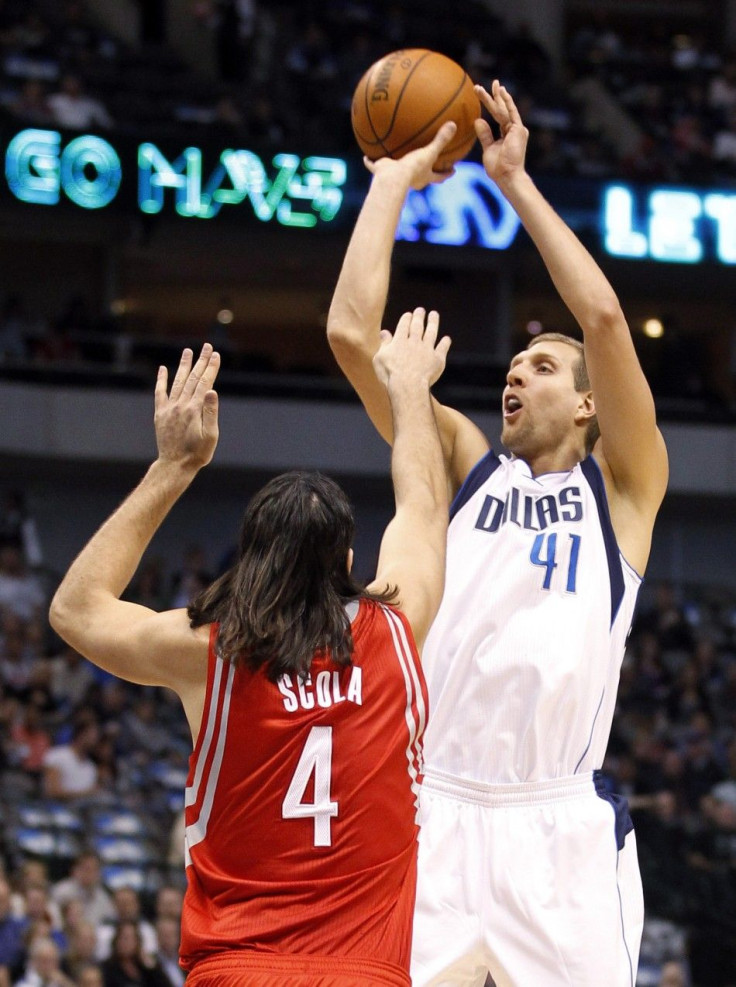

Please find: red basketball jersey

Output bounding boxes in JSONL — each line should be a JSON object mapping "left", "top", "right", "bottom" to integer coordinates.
{"left": 180, "top": 599, "right": 428, "bottom": 976}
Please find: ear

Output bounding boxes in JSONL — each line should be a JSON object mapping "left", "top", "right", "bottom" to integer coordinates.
{"left": 575, "top": 390, "right": 596, "bottom": 425}
{"left": 347, "top": 548, "right": 354, "bottom": 574}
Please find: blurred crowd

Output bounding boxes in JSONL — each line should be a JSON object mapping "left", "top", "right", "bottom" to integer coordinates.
{"left": 0, "top": 487, "right": 220, "bottom": 986}
{"left": 1, "top": 481, "right": 736, "bottom": 985}
{"left": 1, "top": 1, "right": 735, "bottom": 184}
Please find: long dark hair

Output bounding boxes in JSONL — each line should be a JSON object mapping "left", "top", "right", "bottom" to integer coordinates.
{"left": 188, "top": 471, "right": 396, "bottom": 681}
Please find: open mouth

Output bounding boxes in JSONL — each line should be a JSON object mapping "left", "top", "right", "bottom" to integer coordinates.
{"left": 503, "top": 394, "right": 522, "bottom": 420}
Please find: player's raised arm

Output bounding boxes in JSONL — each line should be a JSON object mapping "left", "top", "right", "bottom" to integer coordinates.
{"left": 326, "top": 125, "right": 489, "bottom": 493}
{"left": 366, "top": 308, "right": 450, "bottom": 652}
{"left": 475, "top": 81, "right": 668, "bottom": 564}
{"left": 48, "top": 345, "right": 220, "bottom": 705}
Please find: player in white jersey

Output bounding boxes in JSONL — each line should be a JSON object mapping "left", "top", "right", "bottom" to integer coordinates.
{"left": 327, "top": 81, "right": 669, "bottom": 986}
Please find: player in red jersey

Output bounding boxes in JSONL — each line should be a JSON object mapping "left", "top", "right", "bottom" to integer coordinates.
{"left": 49, "top": 308, "right": 451, "bottom": 987}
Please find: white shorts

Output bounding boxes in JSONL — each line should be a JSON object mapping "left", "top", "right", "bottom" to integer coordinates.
{"left": 411, "top": 770, "right": 643, "bottom": 987}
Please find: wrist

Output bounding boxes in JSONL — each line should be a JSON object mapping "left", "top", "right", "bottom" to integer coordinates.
{"left": 386, "top": 372, "right": 432, "bottom": 396}
{"left": 494, "top": 167, "right": 535, "bottom": 202}
{"left": 149, "top": 457, "right": 200, "bottom": 485}
{"left": 370, "top": 163, "right": 412, "bottom": 198}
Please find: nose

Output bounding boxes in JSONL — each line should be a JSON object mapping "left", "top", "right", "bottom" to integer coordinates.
{"left": 506, "top": 364, "right": 524, "bottom": 386}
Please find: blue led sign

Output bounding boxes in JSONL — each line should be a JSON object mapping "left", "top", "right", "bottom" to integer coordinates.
{"left": 6, "top": 129, "right": 121, "bottom": 208}
{"left": 603, "top": 184, "right": 736, "bottom": 264}
{"left": 4, "top": 128, "right": 346, "bottom": 227}
{"left": 398, "top": 162, "right": 521, "bottom": 249}
{"left": 3, "top": 128, "right": 736, "bottom": 262}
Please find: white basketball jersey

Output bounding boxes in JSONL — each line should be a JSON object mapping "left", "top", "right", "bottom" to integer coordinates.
{"left": 422, "top": 451, "right": 641, "bottom": 785}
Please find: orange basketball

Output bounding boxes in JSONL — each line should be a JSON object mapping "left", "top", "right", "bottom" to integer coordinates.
{"left": 351, "top": 49, "right": 480, "bottom": 171}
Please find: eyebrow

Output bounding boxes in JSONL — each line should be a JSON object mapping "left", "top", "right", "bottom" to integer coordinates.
{"left": 510, "top": 349, "right": 562, "bottom": 368}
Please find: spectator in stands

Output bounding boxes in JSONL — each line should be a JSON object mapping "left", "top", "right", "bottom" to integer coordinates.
{"left": 680, "top": 711, "right": 728, "bottom": 812}
{"left": 47, "top": 72, "right": 112, "bottom": 130}
{"left": 709, "top": 58, "right": 736, "bottom": 114}
{"left": 667, "top": 661, "right": 713, "bottom": 724}
{"left": 47, "top": 643, "right": 95, "bottom": 712}
{"left": 42, "top": 718, "right": 100, "bottom": 800}
{"left": 78, "top": 964, "right": 105, "bottom": 987}
{"left": 0, "top": 615, "right": 37, "bottom": 701}
{"left": 153, "top": 887, "right": 182, "bottom": 925}
{"left": 14, "top": 935, "right": 74, "bottom": 987}
{"left": 96, "top": 888, "right": 157, "bottom": 961}
{"left": 153, "top": 917, "right": 183, "bottom": 987}
{"left": 52, "top": 852, "right": 115, "bottom": 928}
{"left": 7, "top": 701, "right": 52, "bottom": 784}
{"left": 100, "top": 921, "right": 169, "bottom": 987}
{"left": 125, "top": 560, "right": 167, "bottom": 613}
{"left": 631, "top": 790, "right": 690, "bottom": 923}
{"left": 636, "top": 581, "right": 695, "bottom": 656}
{"left": 120, "top": 696, "right": 171, "bottom": 758}
{"left": 0, "top": 877, "right": 26, "bottom": 977}
{"left": 9, "top": 78, "right": 54, "bottom": 126}
{"left": 0, "top": 544, "right": 45, "bottom": 623}
{"left": 92, "top": 732, "right": 121, "bottom": 795}
{"left": 61, "top": 919, "right": 99, "bottom": 982}
{"left": 0, "top": 490, "right": 43, "bottom": 571}
{"left": 21, "top": 885, "right": 66, "bottom": 953}
{"left": 658, "top": 960, "right": 688, "bottom": 987}
{"left": 686, "top": 779, "right": 736, "bottom": 983}
{"left": 712, "top": 105, "right": 736, "bottom": 169}
{"left": 10, "top": 862, "right": 52, "bottom": 919}
{"left": 168, "top": 545, "right": 211, "bottom": 609}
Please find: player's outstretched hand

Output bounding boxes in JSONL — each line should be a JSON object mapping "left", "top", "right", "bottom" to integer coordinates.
{"left": 363, "top": 121, "right": 458, "bottom": 190}
{"left": 474, "top": 80, "right": 529, "bottom": 186}
{"left": 373, "top": 307, "right": 451, "bottom": 391}
{"left": 154, "top": 343, "right": 220, "bottom": 470}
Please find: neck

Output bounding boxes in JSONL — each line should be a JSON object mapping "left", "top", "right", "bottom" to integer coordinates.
{"left": 513, "top": 446, "right": 586, "bottom": 477}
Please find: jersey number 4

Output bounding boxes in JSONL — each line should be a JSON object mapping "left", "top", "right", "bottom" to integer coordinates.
{"left": 282, "top": 726, "right": 338, "bottom": 847}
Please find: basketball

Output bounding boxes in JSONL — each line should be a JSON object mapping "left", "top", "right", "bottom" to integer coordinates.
{"left": 351, "top": 49, "right": 480, "bottom": 171}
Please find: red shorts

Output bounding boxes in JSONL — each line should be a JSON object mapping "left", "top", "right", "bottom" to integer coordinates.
{"left": 185, "top": 951, "right": 411, "bottom": 987}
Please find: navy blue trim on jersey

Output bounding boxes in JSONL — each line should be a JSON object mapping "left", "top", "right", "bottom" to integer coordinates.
{"left": 580, "top": 456, "right": 625, "bottom": 627}
{"left": 574, "top": 687, "right": 605, "bottom": 773}
{"left": 450, "top": 449, "right": 501, "bottom": 522}
{"left": 594, "top": 770, "right": 634, "bottom": 852}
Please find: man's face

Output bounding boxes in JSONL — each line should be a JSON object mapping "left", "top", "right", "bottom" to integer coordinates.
{"left": 33, "top": 942, "right": 59, "bottom": 978}
{"left": 114, "top": 888, "right": 139, "bottom": 920}
{"left": 501, "top": 341, "right": 588, "bottom": 462}
{"left": 75, "top": 855, "right": 100, "bottom": 888}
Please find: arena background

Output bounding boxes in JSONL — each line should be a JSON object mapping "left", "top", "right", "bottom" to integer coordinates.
{"left": 1, "top": 2, "right": 736, "bottom": 986}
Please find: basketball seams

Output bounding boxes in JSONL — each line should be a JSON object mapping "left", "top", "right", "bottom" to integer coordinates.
{"left": 354, "top": 49, "right": 433, "bottom": 149}
{"left": 372, "top": 50, "right": 433, "bottom": 144}
{"left": 359, "top": 61, "right": 390, "bottom": 155}
{"left": 388, "top": 71, "right": 472, "bottom": 157}
{"left": 351, "top": 48, "right": 478, "bottom": 166}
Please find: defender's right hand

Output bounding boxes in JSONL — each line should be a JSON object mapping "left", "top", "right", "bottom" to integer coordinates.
{"left": 373, "top": 307, "right": 452, "bottom": 389}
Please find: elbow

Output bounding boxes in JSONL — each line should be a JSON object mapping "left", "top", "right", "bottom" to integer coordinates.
{"left": 48, "top": 589, "right": 72, "bottom": 642}
{"left": 586, "top": 295, "right": 625, "bottom": 335}
{"left": 326, "top": 317, "right": 356, "bottom": 356}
